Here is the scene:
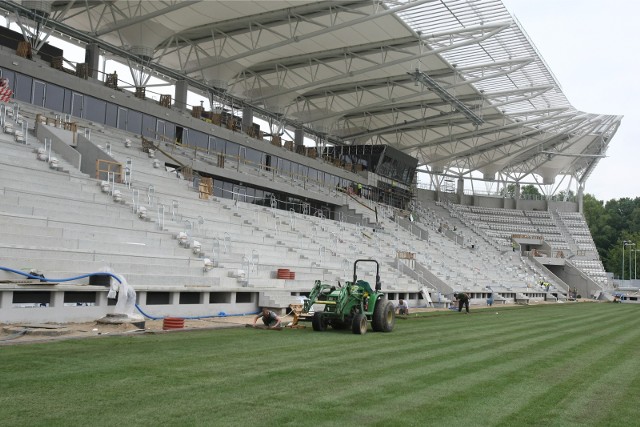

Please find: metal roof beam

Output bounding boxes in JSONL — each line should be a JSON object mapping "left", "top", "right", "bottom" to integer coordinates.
{"left": 335, "top": 97, "right": 560, "bottom": 142}
{"left": 338, "top": 84, "right": 552, "bottom": 118}
{"left": 173, "top": 1, "right": 371, "bottom": 42}
{"left": 292, "top": 54, "right": 531, "bottom": 124}
{"left": 499, "top": 118, "right": 603, "bottom": 175}
{"left": 247, "top": 21, "right": 512, "bottom": 103}
{"left": 579, "top": 119, "right": 621, "bottom": 183}
{"left": 183, "top": 0, "right": 436, "bottom": 73}
{"left": 400, "top": 109, "right": 568, "bottom": 151}
{"left": 95, "top": 1, "right": 201, "bottom": 36}
{"left": 297, "top": 57, "right": 534, "bottom": 100}
{"left": 245, "top": 37, "right": 419, "bottom": 74}
{"left": 410, "top": 69, "right": 484, "bottom": 125}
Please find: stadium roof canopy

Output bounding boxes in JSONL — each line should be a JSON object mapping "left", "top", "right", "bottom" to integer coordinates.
{"left": 4, "top": 0, "right": 622, "bottom": 194}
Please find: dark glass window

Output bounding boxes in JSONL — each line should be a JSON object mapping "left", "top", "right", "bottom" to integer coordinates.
{"left": 105, "top": 103, "right": 117, "bottom": 127}
{"left": 142, "top": 114, "right": 156, "bottom": 138}
{"left": 85, "top": 96, "right": 107, "bottom": 123}
{"left": 126, "top": 110, "right": 143, "bottom": 134}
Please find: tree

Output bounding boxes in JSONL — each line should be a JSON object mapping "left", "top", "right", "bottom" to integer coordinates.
{"left": 555, "top": 189, "right": 575, "bottom": 201}
{"left": 521, "top": 184, "right": 541, "bottom": 198}
{"left": 500, "top": 183, "right": 516, "bottom": 198}
{"left": 499, "top": 183, "right": 541, "bottom": 198}
{"left": 583, "top": 194, "right": 640, "bottom": 279}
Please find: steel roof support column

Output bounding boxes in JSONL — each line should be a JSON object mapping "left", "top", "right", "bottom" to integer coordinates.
{"left": 86, "top": 43, "right": 100, "bottom": 80}
{"left": 456, "top": 177, "right": 464, "bottom": 204}
{"left": 577, "top": 182, "right": 585, "bottom": 214}
{"left": 242, "top": 106, "right": 253, "bottom": 134}
{"left": 295, "top": 128, "right": 305, "bottom": 150}
{"left": 174, "top": 79, "right": 189, "bottom": 111}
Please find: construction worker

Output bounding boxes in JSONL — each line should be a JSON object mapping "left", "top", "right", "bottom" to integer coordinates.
{"left": 454, "top": 292, "right": 470, "bottom": 313}
{"left": 397, "top": 299, "right": 409, "bottom": 315}
{"left": 253, "top": 308, "right": 281, "bottom": 329}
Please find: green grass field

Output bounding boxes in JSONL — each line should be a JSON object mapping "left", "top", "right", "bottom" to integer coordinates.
{"left": 1, "top": 303, "right": 639, "bottom": 426}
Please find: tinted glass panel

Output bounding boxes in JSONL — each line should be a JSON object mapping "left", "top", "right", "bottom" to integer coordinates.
{"left": 14, "top": 74, "right": 32, "bottom": 103}
{"left": 126, "top": 109, "right": 142, "bottom": 134}
{"left": 32, "top": 80, "right": 45, "bottom": 106}
{"left": 84, "top": 96, "right": 106, "bottom": 123}
{"left": 189, "top": 129, "right": 208, "bottom": 150}
{"left": 142, "top": 114, "right": 156, "bottom": 138}
{"left": 44, "top": 83, "right": 65, "bottom": 112}
{"left": 244, "top": 147, "right": 262, "bottom": 167}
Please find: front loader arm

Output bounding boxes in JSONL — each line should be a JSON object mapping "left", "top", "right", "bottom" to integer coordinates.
{"left": 303, "top": 280, "right": 334, "bottom": 313}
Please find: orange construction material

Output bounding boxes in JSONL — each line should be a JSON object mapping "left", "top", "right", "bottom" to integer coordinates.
{"left": 162, "top": 317, "right": 185, "bottom": 330}
{"left": 277, "top": 268, "right": 290, "bottom": 279}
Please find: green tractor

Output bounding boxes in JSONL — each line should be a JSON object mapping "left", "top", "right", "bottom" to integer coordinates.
{"left": 303, "top": 259, "right": 395, "bottom": 334}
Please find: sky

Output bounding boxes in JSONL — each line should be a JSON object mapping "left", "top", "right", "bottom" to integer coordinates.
{"left": 501, "top": 0, "right": 639, "bottom": 202}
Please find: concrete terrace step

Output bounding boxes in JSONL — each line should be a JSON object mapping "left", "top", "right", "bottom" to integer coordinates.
{"left": 0, "top": 212, "right": 169, "bottom": 246}
{"left": 0, "top": 246, "right": 196, "bottom": 268}
{"left": 0, "top": 193, "right": 130, "bottom": 218}
{"left": 0, "top": 257, "right": 212, "bottom": 279}
{"left": 0, "top": 235, "right": 187, "bottom": 256}
{"left": 0, "top": 214, "right": 171, "bottom": 245}
{"left": 0, "top": 201, "right": 141, "bottom": 229}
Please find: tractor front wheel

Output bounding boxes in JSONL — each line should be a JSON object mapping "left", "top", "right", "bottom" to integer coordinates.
{"left": 372, "top": 299, "right": 396, "bottom": 332}
{"left": 352, "top": 313, "right": 367, "bottom": 334}
{"left": 312, "top": 312, "right": 327, "bottom": 331}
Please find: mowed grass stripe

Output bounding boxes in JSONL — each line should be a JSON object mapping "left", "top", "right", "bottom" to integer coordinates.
{"left": 395, "top": 305, "right": 614, "bottom": 356}
{"left": 490, "top": 317, "right": 640, "bottom": 426}
{"left": 305, "top": 304, "right": 639, "bottom": 425}
{"left": 366, "top": 305, "right": 620, "bottom": 378}
{"left": 328, "top": 304, "right": 637, "bottom": 425}
{"left": 201, "top": 305, "right": 635, "bottom": 425}
{"left": 0, "top": 303, "right": 638, "bottom": 426}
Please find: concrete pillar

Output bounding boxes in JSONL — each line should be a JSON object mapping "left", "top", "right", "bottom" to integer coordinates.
{"left": 136, "top": 291, "right": 147, "bottom": 305}
{"left": 170, "top": 291, "right": 180, "bottom": 305}
{"left": 96, "top": 291, "right": 108, "bottom": 308}
{"left": 242, "top": 106, "right": 253, "bottom": 133}
{"left": 294, "top": 127, "right": 305, "bottom": 150}
{"left": 456, "top": 177, "right": 464, "bottom": 203}
{"left": 0, "top": 290, "right": 10, "bottom": 309}
{"left": 578, "top": 183, "right": 585, "bottom": 213}
{"left": 174, "top": 80, "right": 189, "bottom": 111}
{"left": 85, "top": 43, "right": 101, "bottom": 80}
{"left": 51, "top": 290, "right": 64, "bottom": 308}
{"left": 514, "top": 183, "right": 521, "bottom": 199}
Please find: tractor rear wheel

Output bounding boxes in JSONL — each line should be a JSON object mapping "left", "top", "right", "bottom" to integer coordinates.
{"left": 352, "top": 313, "right": 367, "bottom": 334}
{"left": 312, "top": 312, "right": 327, "bottom": 331}
{"left": 372, "top": 299, "right": 396, "bottom": 332}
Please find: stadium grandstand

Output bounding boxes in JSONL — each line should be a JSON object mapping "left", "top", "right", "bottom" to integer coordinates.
{"left": 0, "top": 0, "right": 625, "bottom": 325}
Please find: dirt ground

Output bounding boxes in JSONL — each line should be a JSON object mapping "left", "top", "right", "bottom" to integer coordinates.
{"left": 0, "top": 314, "right": 259, "bottom": 346}
{"left": 1, "top": 303, "right": 560, "bottom": 346}
{"left": 0, "top": 307, "right": 443, "bottom": 345}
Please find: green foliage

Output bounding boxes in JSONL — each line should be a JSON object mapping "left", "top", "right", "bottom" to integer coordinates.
{"left": 584, "top": 194, "right": 640, "bottom": 278}
{"left": 555, "top": 189, "right": 575, "bottom": 201}
{"left": 521, "top": 184, "right": 541, "bottom": 197}
{"left": 500, "top": 184, "right": 540, "bottom": 198}
{"left": 1, "top": 304, "right": 639, "bottom": 426}
{"left": 500, "top": 183, "right": 516, "bottom": 198}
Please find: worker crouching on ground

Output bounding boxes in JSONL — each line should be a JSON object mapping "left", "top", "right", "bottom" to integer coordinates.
{"left": 454, "top": 292, "right": 470, "bottom": 314}
{"left": 397, "top": 299, "right": 409, "bottom": 315}
{"left": 253, "top": 308, "right": 282, "bottom": 329}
